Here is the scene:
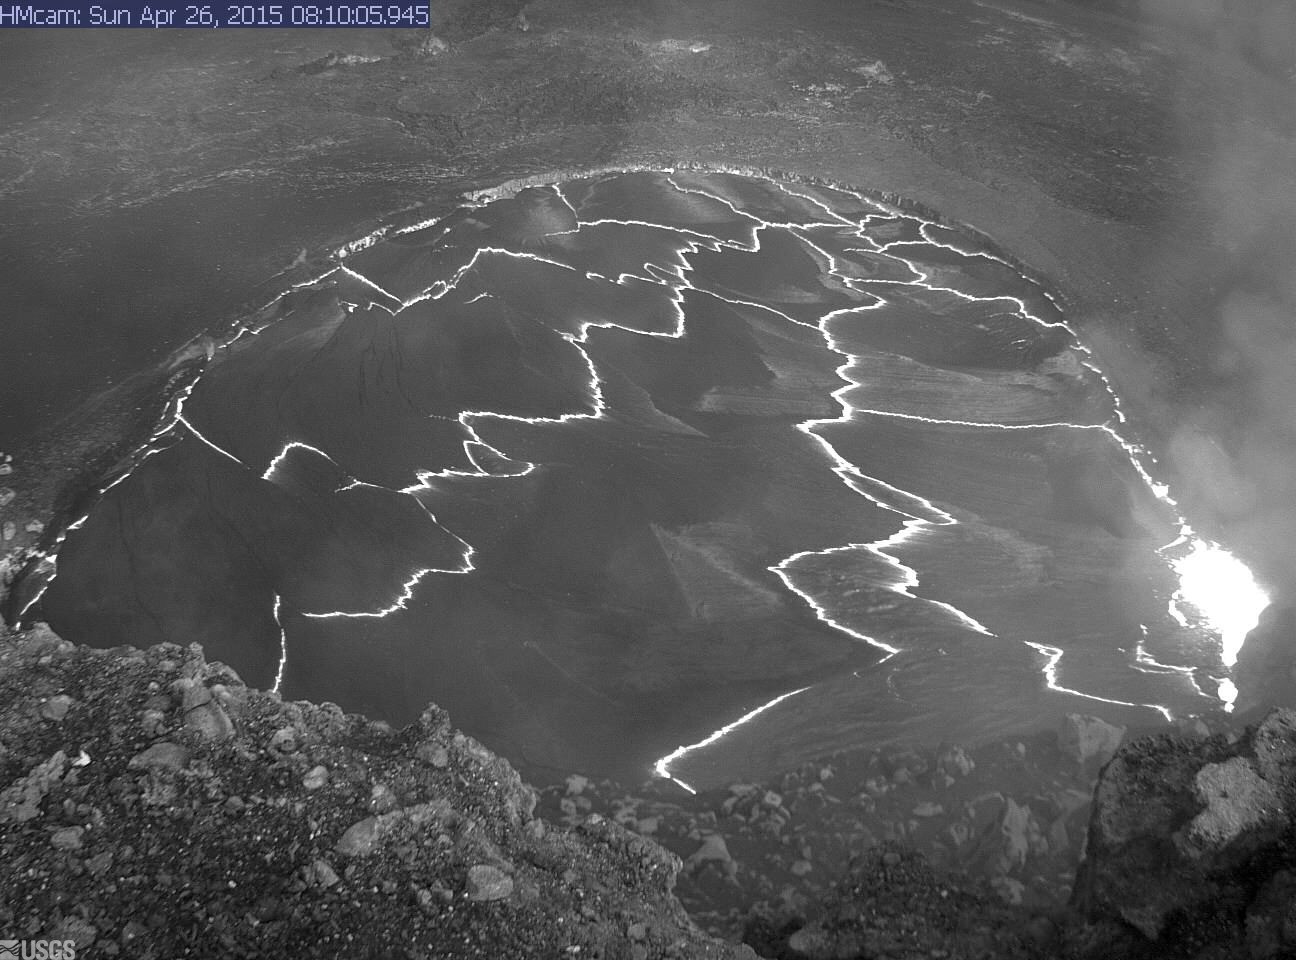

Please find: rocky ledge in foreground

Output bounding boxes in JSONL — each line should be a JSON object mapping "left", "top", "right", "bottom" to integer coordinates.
{"left": 1070, "top": 707, "right": 1296, "bottom": 960}
{"left": 0, "top": 624, "right": 755, "bottom": 960}
{"left": 8, "top": 618, "right": 1296, "bottom": 960}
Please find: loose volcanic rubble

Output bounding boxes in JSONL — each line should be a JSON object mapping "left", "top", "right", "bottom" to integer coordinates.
{"left": 0, "top": 624, "right": 756, "bottom": 960}
{"left": 537, "top": 710, "right": 1211, "bottom": 957}
{"left": 5, "top": 620, "right": 1283, "bottom": 960}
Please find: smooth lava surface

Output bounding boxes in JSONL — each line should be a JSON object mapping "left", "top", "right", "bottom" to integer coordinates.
{"left": 30, "top": 169, "right": 1235, "bottom": 789}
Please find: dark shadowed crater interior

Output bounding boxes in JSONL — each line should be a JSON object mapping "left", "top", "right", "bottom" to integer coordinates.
{"left": 29, "top": 170, "right": 1228, "bottom": 788}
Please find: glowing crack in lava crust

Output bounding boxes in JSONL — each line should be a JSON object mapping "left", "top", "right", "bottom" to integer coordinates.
{"left": 27, "top": 169, "right": 1266, "bottom": 789}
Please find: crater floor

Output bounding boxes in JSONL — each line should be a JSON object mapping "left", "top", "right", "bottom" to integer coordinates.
{"left": 27, "top": 170, "right": 1226, "bottom": 788}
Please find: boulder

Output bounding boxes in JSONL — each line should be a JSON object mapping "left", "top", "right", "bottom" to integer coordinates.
{"left": 1173, "top": 757, "right": 1285, "bottom": 862}
{"left": 303, "top": 765, "right": 329, "bottom": 791}
{"left": 684, "top": 833, "right": 736, "bottom": 879}
{"left": 465, "top": 864, "right": 514, "bottom": 902}
{"left": 1071, "top": 709, "right": 1296, "bottom": 952}
{"left": 414, "top": 740, "right": 449, "bottom": 768}
{"left": 305, "top": 858, "right": 340, "bottom": 889}
{"left": 177, "top": 679, "right": 234, "bottom": 741}
{"left": 38, "top": 694, "right": 74, "bottom": 722}
{"left": 0, "top": 750, "right": 68, "bottom": 823}
{"left": 1058, "top": 713, "right": 1126, "bottom": 767}
{"left": 128, "top": 742, "right": 191, "bottom": 773}
{"left": 965, "top": 793, "right": 1032, "bottom": 877}
{"left": 997, "top": 798, "right": 1032, "bottom": 874}
{"left": 936, "top": 744, "right": 975, "bottom": 778}
{"left": 335, "top": 801, "right": 455, "bottom": 857}
{"left": 50, "top": 826, "right": 84, "bottom": 850}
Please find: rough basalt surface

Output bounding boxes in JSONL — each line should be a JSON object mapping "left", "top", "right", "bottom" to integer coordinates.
{"left": 0, "top": 620, "right": 1076, "bottom": 960}
{"left": 0, "top": 623, "right": 755, "bottom": 960}
{"left": 1069, "top": 709, "right": 1296, "bottom": 959}
{"left": 9, "top": 619, "right": 1296, "bottom": 960}
{"left": 743, "top": 843, "right": 1047, "bottom": 960}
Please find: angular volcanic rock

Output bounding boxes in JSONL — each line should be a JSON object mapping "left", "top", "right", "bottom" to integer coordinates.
{"left": 1071, "top": 709, "right": 1296, "bottom": 955}
{"left": 0, "top": 624, "right": 755, "bottom": 960}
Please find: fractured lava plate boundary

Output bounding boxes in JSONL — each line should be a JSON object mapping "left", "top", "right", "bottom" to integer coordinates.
{"left": 36, "top": 171, "right": 1222, "bottom": 787}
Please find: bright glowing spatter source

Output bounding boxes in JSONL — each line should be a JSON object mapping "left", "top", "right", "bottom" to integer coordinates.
{"left": 1171, "top": 538, "right": 1269, "bottom": 668}
{"left": 25, "top": 167, "right": 1263, "bottom": 786}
